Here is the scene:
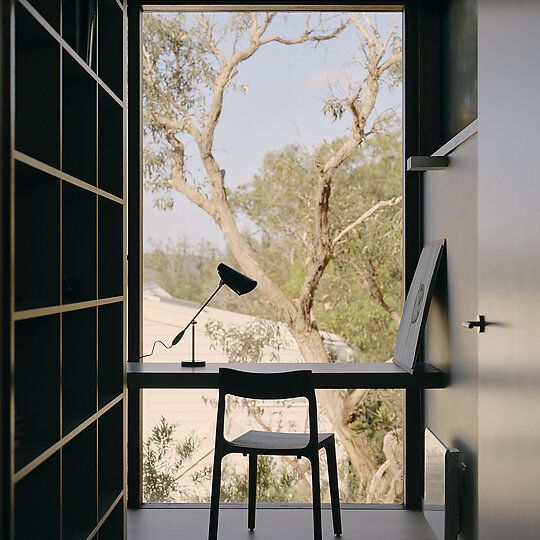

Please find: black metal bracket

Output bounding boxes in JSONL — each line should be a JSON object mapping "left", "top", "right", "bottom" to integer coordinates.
{"left": 407, "top": 155, "right": 449, "bottom": 171}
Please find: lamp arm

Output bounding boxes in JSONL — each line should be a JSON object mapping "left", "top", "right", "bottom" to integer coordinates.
{"left": 171, "top": 280, "right": 225, "bottom": 346}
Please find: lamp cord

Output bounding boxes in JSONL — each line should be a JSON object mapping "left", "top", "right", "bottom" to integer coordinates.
{"left": 138, "top": 339, "right": 174, "bottom": 360}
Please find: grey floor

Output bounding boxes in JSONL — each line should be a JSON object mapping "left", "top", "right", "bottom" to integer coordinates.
{"left": 128, "top": 506, "right": 437, "bottom": 540}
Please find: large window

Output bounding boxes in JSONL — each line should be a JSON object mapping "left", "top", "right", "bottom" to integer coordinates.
{"left": 140, "top": 8, "right": 403, "bottom": 505}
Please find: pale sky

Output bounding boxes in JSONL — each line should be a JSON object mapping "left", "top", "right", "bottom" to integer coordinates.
{"left": 143, "top": 11, "right": 402, "bottom": 252}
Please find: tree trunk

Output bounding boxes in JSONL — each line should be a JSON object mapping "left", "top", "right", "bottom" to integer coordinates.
{"left": 288, "top": 321, "right": 378, "bottom": 481}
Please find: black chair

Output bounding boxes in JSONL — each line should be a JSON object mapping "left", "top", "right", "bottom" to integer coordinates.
{"left": 208, "top": 368, "right": 342, "bottom": 540}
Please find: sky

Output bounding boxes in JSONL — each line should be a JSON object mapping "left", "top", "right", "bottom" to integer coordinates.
{"left": 143, "top": 11, "right": 402, "bottom": 253}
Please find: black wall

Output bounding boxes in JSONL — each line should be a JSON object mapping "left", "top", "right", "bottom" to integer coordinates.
{"left": 424, "top": 136, "right": 478, "bottom": 540}
{"left": 441, "top": 0, "right": 478, "bottom": 141}
{"left": 423, "top": 1, "right": 540, "bottom": 539}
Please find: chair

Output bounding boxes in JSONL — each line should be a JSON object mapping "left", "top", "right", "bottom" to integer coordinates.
{"left": 208, "top": 368, "right": 342, "bottom": 540}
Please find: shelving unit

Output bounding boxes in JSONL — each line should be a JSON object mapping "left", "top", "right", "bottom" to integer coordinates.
{"left": 10, "top": 0, "right": 127, "bottom": 538}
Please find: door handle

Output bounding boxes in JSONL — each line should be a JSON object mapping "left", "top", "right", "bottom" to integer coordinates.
{"left": 462, "top": 315, "right": 486, "bottom": 333}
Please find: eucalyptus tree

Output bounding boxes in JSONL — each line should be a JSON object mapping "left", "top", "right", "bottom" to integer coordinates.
{"left": 144, "top": 10, "right": 402, "bottom": 484}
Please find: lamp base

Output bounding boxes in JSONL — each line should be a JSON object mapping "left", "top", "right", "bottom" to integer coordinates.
{"left": 181, "top": 360, "right": 206, "bottom": 368}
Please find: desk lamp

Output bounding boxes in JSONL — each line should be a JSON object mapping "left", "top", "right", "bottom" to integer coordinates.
{"left": 172, "top": 263, "right": 257, "bottom": 367}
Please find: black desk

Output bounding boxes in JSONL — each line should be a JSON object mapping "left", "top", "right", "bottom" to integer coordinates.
{"left": 127, "top": 361, "right": 448, "bottom": 389}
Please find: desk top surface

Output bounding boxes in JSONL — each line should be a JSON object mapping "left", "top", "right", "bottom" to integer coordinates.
{"left": 127, "top": 361, "right": 447, "bottom": 389}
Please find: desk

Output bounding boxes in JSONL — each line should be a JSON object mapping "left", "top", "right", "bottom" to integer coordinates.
{"left": 127, "top": 361, "right": 447, "bottom": 509}
{"left": 127, "top": 361, "right": 448, "bottom": 389}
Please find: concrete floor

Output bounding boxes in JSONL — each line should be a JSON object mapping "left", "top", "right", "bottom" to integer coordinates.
{"left": 128, "top": 506, "right": 437, "bottom": 540}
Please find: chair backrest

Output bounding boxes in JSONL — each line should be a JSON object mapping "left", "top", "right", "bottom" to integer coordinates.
{"left": 216, "top": 368, "right": 319, "bottom": 452}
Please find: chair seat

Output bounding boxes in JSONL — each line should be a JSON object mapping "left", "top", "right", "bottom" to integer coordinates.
{"left": 229, "top": 430, "right": 334, "bottom": 453}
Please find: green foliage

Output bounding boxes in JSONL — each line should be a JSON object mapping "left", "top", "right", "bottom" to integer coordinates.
{"left": 143, "top": 13, "right": 219, "bottom": 209}
{"left": 219, "top": 455, "right": 309, "bottom": 503}
{"left": 204, "top": 317, "right": 291, "bottom": 425}
{"left": 322, "top": 97, "right": 346, "bottom": 121}
{"left": 352, "top": 389, "right": 403, "bottom": 463}
{"left": 144, "top": 128, "right": 402, "bottom": 363}
{"left": 232, "top": 128, "right": 403, "bottom": 362}
{"left": 205, "top": 318, "right": 288, "bottom": 363}
{"left": 143, "top": 13, "right": 217, "bottom": 131}
{"left": 142, "top": 416, "right": 198, "bottom": 502}
{"left": 204, "top": 319, "right": 314, "bottom": 502}
{"left": 143, "top": 238, "right": 272, "bottom": 318}
{"left": 141, "top": 12, "right": 404, "bottom": 503}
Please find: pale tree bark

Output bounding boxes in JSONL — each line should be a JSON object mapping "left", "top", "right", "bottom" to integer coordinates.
{"left": 144, "top": 12, "right": 402, "bottom": 491}
{"left": 366, "top": 428, "right": 403, "bottom": 503}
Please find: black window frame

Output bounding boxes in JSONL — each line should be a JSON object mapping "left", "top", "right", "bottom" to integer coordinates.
{"left": 126, "top": 0, "right": 442, "bottom": 510}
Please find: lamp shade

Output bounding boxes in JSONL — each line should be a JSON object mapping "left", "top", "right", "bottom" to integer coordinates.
{"left": 217, "top": 263, "right": 257, "bottom": 295}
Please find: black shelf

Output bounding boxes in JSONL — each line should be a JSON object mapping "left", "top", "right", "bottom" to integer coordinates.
{"left": 98, "top": 196, "right": 123, "bottom": 299}
{"left": 10, "top": 2, "right": 126, "bottom": 537}
{"left": 15, "top": 3, "right": 60, "bottom": 168}
{"left": 62, "top": 0, "right": 98, "bottom": 71}
{"left": 15, "top": 451, "right": 61, "bottom": 539}
{"left": 62, "top": 181, "right": 97, "bottom": 304}
{"left": 14, "top": 162, "right": 60, "bottom": 311}
{"left": 14, "top": 315, "right": 60, "bottom": 471}
{"left": 98, "top": 402, "right": 123, "bottom": 519}
{"left": 26, "top": 0, "right": 61, "bottom": 32}
{"left": 97, "top": 499, "right": 123, "bottom": 540}
{"left": 62, "top": 50, "right": 97, "bottom": 186}
{"left": 98, "top": 302, "right": 123, "bottom": 408}
{"left": 63, "top": 423, "right": 98, "bottom": 540}
{"left": 98, "top": 0, "right": 123, "bottom": 99}
{"left": 98, "top": 87, "right": 123, "bottom": 198}
{"left": 62, "top": 307, "right": 97, "bottom": 436}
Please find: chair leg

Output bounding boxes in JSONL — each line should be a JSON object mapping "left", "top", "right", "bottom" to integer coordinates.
{"left": 208, "top": 452, "right": 223, "bottom": 540}
{"left": 326, "top": 441, "right": 342, "bottom": 535}
{"left": 248, "top": 453, "right": 257, "bottom": 530}
{"left": 310, "top": 452, "right": 323, "bottom": 540}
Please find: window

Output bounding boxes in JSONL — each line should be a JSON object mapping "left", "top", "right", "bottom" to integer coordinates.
{"left": 136, "top": 7, "right": 404, "bottom": 506}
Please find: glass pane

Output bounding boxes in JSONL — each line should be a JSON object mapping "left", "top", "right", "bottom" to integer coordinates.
{"left": 142, "top": 388, "right": 402, "bottom": 504}
{"left": 141, "top": 8, "right": 403, "bottom": 505}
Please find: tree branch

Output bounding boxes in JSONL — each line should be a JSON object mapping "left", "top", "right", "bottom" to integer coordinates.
{"left": 341, "top": 254, "right": 402, "bottom": 325}
{"left": 332, "top": 196, "right": 402, "bottom": 247}
{"left": 143, "top": 45, "right": 202, "bottom": 141}
{"left": 260, "top": 20, "right": 347, "bottom": 46}
{"left": 378, "top": 53, "right": 402, "bottom": 75}
{"left": 295, "top": 12, "right": 399, "bottom": 319}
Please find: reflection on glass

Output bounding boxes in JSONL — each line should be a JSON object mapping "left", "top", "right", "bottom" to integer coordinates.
{"left": 424, "top": 429, "right": 446, "bottom": 508}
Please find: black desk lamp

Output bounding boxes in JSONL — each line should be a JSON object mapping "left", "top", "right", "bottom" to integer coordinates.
{"left": 171, "top": 263, "right": 258, "bottom": 367}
